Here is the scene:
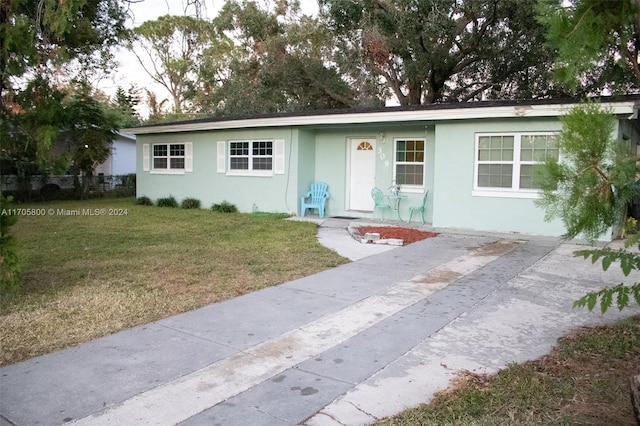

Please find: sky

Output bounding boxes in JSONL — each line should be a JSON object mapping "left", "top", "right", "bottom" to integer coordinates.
{"left": 99, "top": 0, "right": 320, "bottom": 116}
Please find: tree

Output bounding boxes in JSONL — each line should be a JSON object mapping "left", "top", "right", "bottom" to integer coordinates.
{"left": 129, "top": 14, "right": 231, "bottom": 114}
{"left": 64, "top": 85, "right": 119, "bottom": 196}
{"left": 536, "top": 101, "right": 640, "bottom": 312}
{"left": 1, "top": 0, "right": 128, "bottom": 103}
{"left": 0, "top": 0, "right": 129, "bottom": 188}
{"left": 112, "top": 85, "right": 142, "bottom": 128}
{"left": 210, "top": 0, "right": 380, "bottom": 115}
{"left": 536, "top": 0, "right": 640, "bottom": 94}
{"left": 536, "top": 101, "right": 637, "bottom": 241}
{"left": 319, "top": 0, "right": 562, "bottom": 105}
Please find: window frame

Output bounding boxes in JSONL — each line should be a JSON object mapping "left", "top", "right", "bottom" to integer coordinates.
{"left": 473, "top": 132, "right": 559, "bottom": 198}
{"left": 150, "top": 142, "right": 188, "bottom": 175}
{"left": 227, "top": 139, "right": 275, "bottom": 176}
{"left": 393, "top": 138, "right": 426, "bottom": 193}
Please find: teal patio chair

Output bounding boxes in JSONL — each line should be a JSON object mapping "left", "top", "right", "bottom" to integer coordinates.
{"left": 301, "top": 182, "right": 330, "bottom": 217}
{"left": 407, "top": 190, "right": 429, "bottom": 224}
{"left": 371, "top": 187, "right": 393, "bottom": 221}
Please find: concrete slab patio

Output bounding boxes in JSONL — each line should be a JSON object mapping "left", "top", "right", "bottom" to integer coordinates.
{"left": 1, "top": 219, "right": 638, "bottom": 426}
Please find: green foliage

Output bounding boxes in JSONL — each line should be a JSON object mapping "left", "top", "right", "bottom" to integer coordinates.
{"left": 536, "top": 0, "right": 640, "bottom": 93}
{"left": 110, "top": 85, "right": 141, "bottom": 127}
{"left": 209, "top": 0, "right": 364, "bottom": 115}
{"left": 573, "top": 283, "right": 640, "bottom": 313}
{"left": 180, "top": 197, "right": 201, "bottom": 209}
{"left": 573, "top": 234, "right": 640, "bottom": 313}
{"left": 156, "top": 196, "right": 179, "bottom": 208}
{"left": 623, "top": 216, "right": 638, "bottom": 237}
{"left": 0, "top": 194, "right": 21, "bottom": 293}
{"left": 1, "top": 77, "right": 67, "bottom": 178}
{"left": 211, "top": 200, "right": 238, "bottom": 213}
{"left": 1, "top": 1, "right": 129, "bottom": 199}
{"left": 129, "top": 14, "right": 227, "bottom": 114}
{"left": 322, "top": 0, "right": 564, "bottom": 104}
{"left": 536, "top": 101, "right": 638, "bottom": 241}
{"left": 65, "top": 85, "right": 119, "bottom": 194}
{"left": 136, "top": 196, "right": 154, "bottom": 206}
{"left": 0, "top": 0, "right": 127, "bottom": 87}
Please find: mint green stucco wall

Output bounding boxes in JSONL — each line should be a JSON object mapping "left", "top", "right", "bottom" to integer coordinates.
{"left": 296, "top": 128, "right": 317, "bottom": 211}
{"left": 432, "top": 118, "right": 567, "bottom": 236}
{"left": 136, "top": 128, "right": 300, "bottom": 213}
{"left": 137, "top": 123, "right": 434, "bottom": 219}
{"left": 136, "top": 115, "right": 634, "bottom": 238}
{"left": 311, "top": 123, "right": 433, "bottom": 219}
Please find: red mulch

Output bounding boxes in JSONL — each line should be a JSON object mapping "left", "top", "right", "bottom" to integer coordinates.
{"left": 357, "top": 226, "right": 438, "bottom": 244}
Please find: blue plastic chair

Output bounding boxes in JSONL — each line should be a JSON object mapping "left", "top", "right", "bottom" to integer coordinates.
{"left": 371, "top": 187, "right": 393, "bottom": 222}
{"left": 407, "top": 190, "right": 429, "bottom": 224}
{"left": 301, "top": 182, "right": 330, "bottom": 217}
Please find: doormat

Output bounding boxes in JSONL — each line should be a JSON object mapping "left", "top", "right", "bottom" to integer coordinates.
{"left": 331, "top": 216, "right": 361, "bottom": 220}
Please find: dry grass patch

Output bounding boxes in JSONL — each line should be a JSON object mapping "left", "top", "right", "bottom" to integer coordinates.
{"left": 377, "top": 315, "right": 640, "bottom": 426}
{"left": 1, "top": 198, "right": 348, "bottom": 365}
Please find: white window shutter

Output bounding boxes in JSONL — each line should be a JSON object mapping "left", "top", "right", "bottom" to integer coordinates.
{"left": 142, "top": 144, "right": 150, "bottom": 171}
{"left": 274, "top": 139, "right": 285, "bottom": 175}
{"left": 185, "top": 142, "right": 193, "bottom": 172}
{"left": 217, "top": 141, "right": 226, "bottom": 173}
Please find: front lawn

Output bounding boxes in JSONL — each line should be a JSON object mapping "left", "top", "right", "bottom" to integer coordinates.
{"left": 0, "top": 198, "right": 348, "bottom": 365}
{"left": 377, "top": 315, "right": 640, "bottom": 425}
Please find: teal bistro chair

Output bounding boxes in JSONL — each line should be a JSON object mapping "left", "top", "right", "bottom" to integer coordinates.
{"left": 301, "top": 182, "right": 330, "bottom": 217}
{"left": 407, "top": 190, "right": 429, "bottom": 224}
{"left": 371, "top": 187, "right": 393, "bottom": 221}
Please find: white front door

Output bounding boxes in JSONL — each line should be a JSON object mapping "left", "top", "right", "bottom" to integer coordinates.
{"left": 348, "top": 138, "right": 376, "bottom": 211}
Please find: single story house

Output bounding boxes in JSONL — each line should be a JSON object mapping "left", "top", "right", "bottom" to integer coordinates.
{"left": 125, "top": 96, "right": 640, "bottom": 238}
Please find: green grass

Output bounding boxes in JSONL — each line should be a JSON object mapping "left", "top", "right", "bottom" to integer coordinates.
{"left": 376, "top": 316, "right": 640, "bottom": 425}
{"left": 0, "top": 197, "right": 348, "bottom": 365}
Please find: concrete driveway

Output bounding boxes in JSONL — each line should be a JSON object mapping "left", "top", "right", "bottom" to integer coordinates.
{"left": 1, "top": 219, "right": 638, "bottom": 426}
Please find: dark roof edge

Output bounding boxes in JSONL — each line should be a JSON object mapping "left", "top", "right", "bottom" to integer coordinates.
{"left": 131, "top": 94, "right": 640, "bottom": 130}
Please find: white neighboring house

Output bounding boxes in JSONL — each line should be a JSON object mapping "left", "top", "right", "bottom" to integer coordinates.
{"left": 1, "top": 132, "right": 137, "bottom": 194}
{"left": 95, "top": 132, "right": 137, "bottom": 178}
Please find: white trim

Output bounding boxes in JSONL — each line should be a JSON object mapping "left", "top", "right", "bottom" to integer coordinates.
{"left": 347, "top": 137, "right": 377, "bottom": 211}
{"left": 226, "top": 170, "right": 273, "bottom": 177}
{"left": 217, "top": 141, "right": 226, "bottom": 173}
{"left": 124, "top": 101, "right": 638, "bottom": 135}
{"left": 184, "top": 142, "right": 193, "bottom": 172}
{"left": 473, "top": 131, "right": 558, "bottom": 197}
{"left": 393, "top": 138, "right": 426, "bottom": 191}
{"left": 472, "top": 190, "right": 540, "bottom": 199}
{"left": 274, "top": 139, "right": 285, "bottom": 174}
{"left": 142, "top": 144, "right": 150, "bottom": 172}
{"left": 150, "top": 170, "right": 186, "bottom": 175}
{"left": 151, "top": 142, "right": 189, "bottom": 173}
{"left": 227, "top": 139, "right": 275, "bottom": 176}
{"left": 399, "top": 186, "right": 424, "bottom": 194}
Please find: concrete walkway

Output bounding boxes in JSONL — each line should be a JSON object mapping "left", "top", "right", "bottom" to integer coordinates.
{"left": 1, "top": 219, "right": 639, "bottom": 426}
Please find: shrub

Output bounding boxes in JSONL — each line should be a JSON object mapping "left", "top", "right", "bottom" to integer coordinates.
{"left": 181, "top": 197, "right": 201, "bottom": 209}
{"left": 211, "top": 200, "right": 238, "bottom": 213}
{"left": 0, "top": 193, "right": 21, "bottom": 293}
{"left": 156, "top": 196, "right": 178, "bottom": 208}
{"left": 136, "top": 196, "right": 154, "bottom": 206}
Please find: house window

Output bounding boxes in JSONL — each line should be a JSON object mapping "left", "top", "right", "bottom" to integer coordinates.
{"left": 475, "top": 133, "right": 558, "bottom": 195}
{"left": 153, "top": 143, "right": 185, "bottom": 170}
{"left": 229, "top": 140, "right": 273, "bottom": 172}
{"left": 395, "top": 139, "right": 425, "bottom": 188}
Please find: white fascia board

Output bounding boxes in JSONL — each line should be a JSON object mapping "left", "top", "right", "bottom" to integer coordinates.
{"left": 124, "top": 101, "right": 638, "bottom": 135}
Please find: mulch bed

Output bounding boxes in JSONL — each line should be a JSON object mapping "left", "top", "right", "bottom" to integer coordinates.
{"left": 357, "top": 226, "right": 438, "bottom": 244}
